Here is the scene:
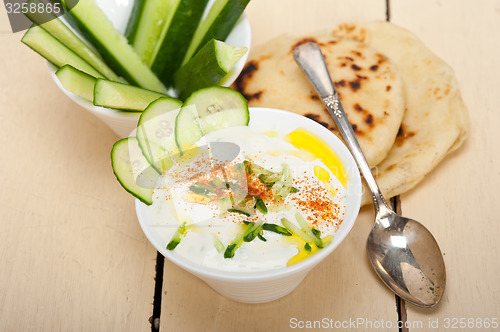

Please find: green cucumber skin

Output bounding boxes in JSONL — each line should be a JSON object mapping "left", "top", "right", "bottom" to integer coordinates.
{"left": 56, "top": 65, "right": 97, "bottom": 101}
{"left": 60, "top": 3, "right": 135, "bottom": 83}
{"left": 151, "top": 0, "right": 209, "bottom": 87}
{"left": 137, "top": 97, "right": 183, "bottom": 172}
{"left": 93, "top": 79, "right": 166, "bottom": 111}
{"left": 174, "top": 39, "right": 227, "bottom": 101}
{"left": 125, "top": 0, "right": 146, "bottom": 44}
{"left": 60, "top": 0, "right": 166, "bottom": 92}
{"left": 183, "top": 0, "right": 250, "bottom": 65}
{"left": 24, "top": 0, "right": 119, "bottom": 81}
{"left": 21, "top": 25, "right": 104, "bottom": 78}
{"left": 200, "top": 0, "right": 250, "bottom": 46}
{"left": 174, "top": 86, "right": 249, "bottom": 150}
{"left": 111, "top": 138, "right": 155, "bottom": 206}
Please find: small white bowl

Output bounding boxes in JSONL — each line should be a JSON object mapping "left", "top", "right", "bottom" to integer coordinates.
{"left": 49, "top": 0, "right": 252, "bottom": 138}
{"left": 135, "top": 108, "right": 362, "bottom": 303}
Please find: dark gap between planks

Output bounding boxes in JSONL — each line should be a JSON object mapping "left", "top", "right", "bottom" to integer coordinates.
{"left": 386, "top": 0, "right": 408, "bottom": 329}
{"left": 151, "top": 252, "right": 165, "bottom": 332}
{"left": 391, "top": 196, "right": 409, "bottom": 332}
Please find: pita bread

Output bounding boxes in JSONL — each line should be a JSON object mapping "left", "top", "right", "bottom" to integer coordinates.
{"left": 233, "top": 34, "right": 406, "bottom": 166}
{"left": 332, "top": 22, "right": 468, "bottom": 205}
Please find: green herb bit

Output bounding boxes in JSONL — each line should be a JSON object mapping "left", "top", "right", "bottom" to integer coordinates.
{"left": 224, "top": 220, "right": 264, "bottom": 258}
{"left": 254, "top": 197, "right": 268, "bottom": 214}
{"left": 227, "top": 208, "right": 250, "bottom": 217}
{"left": 289, "top": 186, "right": 300, "bottom": 193}
{"left": 212, "top": 234, "right": 225, "bottom": 254}
{"left": 239, "top": 195, "right": 253, "bottom": 205}
{"left": 281, "top": 163, "right": 292, "bottom": 186}
{"left": 281, "top": 217, "right": 316, "bottom": 244}
{"left": 311, "top": 228, "right": 321, "bottom": 238}
{"left": 258, "top": 233, "right": 267, "bottom": 242}
{"left": 189, "top": 182, "right": 212, "bottom": 196}
{"left": 259, "top": 170, "right": 283, "bottom": 184}
{"left": 304, "top": 243, "right": 312, "bottom": 252}
{"left": 224, "top": 243, "right": 238, "bottom": 259}
{"left": 244, "top": 221, "right": 264, "bottom": 242}
{"left": 262, "top": 223, "right": 292, "bottom": 236}
{"left": 243, "top": 231, "right": 256, "bottom": 242}
{"left": 249, "top": 162, "right": 273, "bottom": 176}
{"left": 208, "top": 177, "right": 225, "bottom": 189}
{"left": 295, "top": 213, "right": 323, "bottom": 248}
{"left": 258, "top": 174, "right": 275, "bottom": 187}
{"left": 166, "top": 222, "right": 188, "bottom": 251}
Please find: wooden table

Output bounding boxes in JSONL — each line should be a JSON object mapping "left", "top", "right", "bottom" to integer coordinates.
{"left": 1, "top": 0, "right": 499, "bottom": 331}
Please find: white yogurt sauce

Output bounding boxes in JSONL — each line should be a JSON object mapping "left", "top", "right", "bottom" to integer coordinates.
{"left": 148, "top": 125, "right": 346, "bottom": 272}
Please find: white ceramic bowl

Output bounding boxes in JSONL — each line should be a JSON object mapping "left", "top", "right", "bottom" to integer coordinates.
{"left": 49, "top": 0, "right": 252, "bottom": 138}
{"left": 135, "top": 107, "right": 362, "bottom": 303}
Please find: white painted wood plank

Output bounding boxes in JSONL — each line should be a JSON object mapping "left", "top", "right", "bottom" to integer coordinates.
{"left": 0, "top": 30, "right": 157, "bottom": 331}
{"left": 391, "top": 0, "right": 500, "bottom": 326}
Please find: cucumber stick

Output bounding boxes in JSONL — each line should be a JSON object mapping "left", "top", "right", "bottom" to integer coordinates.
{"left": 22, "top": 25, "right": 104, "bottom": 78}
{"left": 94, "top": 79, "right": 166, "bottom": 111}
{"left": 111, "top": 137, "right": 160, "bottom": 205}
{"left": 56, "top": 65, "right": 96, "bottom": 101}
{"left": 175, "top": 86, "right": 248, "bottom": 150}
{"left": 137, "top": 97, "right": 183, "bottom": 173}
{"left": 150, "top": 0, "right": 209, "bottom": 86}
{"left": 24, "top": 0, "right": 119, "bottom": 81}
{"left": 124, "top": 0, "right": 145, "bottom": 43}
{"left": 126, "top": 0, "right": 172, "bottom": 65}
{"left": 182, "top": 0, "right": 250, "bottom": 65}
{"left": 174, "top": 39, "right": 247, "bottom": 100}
{"left": 61, "top": 0, "right": 166, "bottom": 93}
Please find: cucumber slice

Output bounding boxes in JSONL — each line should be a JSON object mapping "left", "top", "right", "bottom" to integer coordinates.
{"left": 124, "top": 0, "right": 145, "bottom": 43}
{"left": 61, "top": 0, "right": 166, "bottom": 93}
{"left": 56, "top": 65, "right": 96, "bottom": 101}
{"left": 174, "top": 39, "right": 247, "bottom": 100}
{"left": 137, "top": 97, "right": 183, "bottom": 173}
{"left": 22, "top": 24, "right": 104, "bottom": 78}
{"left": 175, "top": 86, "right": 249, "bottom": 150}
{"left": 24, "top": 0, "right": 120, "bottom": 81}
{"left": 126, "top": 0, "right": 172, "bottom": 65}
{"left": 150, "top": 0, "right": 209, "bottom": 86}
{"left": 182, "top": 0, "right": 250, "bottom": 66}
{"left": 111, "top": 137, "right": 160, "bottom": 205}
{"left": 93, "top": 79, "right": 166, "bottom": 111}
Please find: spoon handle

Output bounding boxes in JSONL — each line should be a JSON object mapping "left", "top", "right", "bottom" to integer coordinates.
{"left": 293, "top": 41, "right": 389, "bottom": 211}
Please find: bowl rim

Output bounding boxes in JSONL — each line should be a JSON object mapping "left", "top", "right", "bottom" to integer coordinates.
{"left": 135, "top": 107, "right": 362, "bottom": 282}
{"left": 48, "top": 13, "right": 252, "bottom": 120}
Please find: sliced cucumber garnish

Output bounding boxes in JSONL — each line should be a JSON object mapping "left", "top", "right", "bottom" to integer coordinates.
{"left": 111, "top": 137, "right": 160, "bottom": 205}
{"left": 182, "top": 0, "right": 250, "bottom": 65}
{"left": 94, "top": 79, "right": 167, "bottom": 111}
{"left": 24, "top": 0, "right": 120, "bottom": 81}
{"left": 174, "top": 86, "right": 248, "bottom": 151}
{"left": 136, "top": 97, "right": 183, "bottom": 173}
{"left": 174, "top": 39, "right": 247, "bottom": 100}
{"left": 21, "top": 25, "right": 104, "bottom": 78}
{"left": 56, "top": 65, "right": 96, "bottom": 101}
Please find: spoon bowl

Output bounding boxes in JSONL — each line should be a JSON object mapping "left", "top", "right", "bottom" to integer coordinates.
{"left": 293, "top": 41, "right": 446, "bottom": 307}
{"left": 368, "top": 206, "right": 446, "bottom": 306}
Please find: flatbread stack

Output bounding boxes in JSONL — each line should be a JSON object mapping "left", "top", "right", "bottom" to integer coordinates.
{"left": 234, "top": 21, "right": 468, "bottom": 206}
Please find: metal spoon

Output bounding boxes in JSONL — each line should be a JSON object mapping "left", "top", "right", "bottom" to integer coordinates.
{"left": 293, "top": 41, "right": 446, "bottom": 307}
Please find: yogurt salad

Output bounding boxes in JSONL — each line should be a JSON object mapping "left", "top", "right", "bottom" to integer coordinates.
{"left": 148, "top": 124, "right": 348, "bottom": 272}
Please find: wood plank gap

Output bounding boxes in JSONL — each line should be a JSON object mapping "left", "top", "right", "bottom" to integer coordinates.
{"left": 385, "top": 0, "right": 391, "bottom": 22}
{"left": 151, "top": 251, "right": 165, "bottom": 332}
{"left": 386, "top": 1, "right": 406, "bottom": 330}
{"left": 391, "top": 196, "right": 409, "bottom": 331}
